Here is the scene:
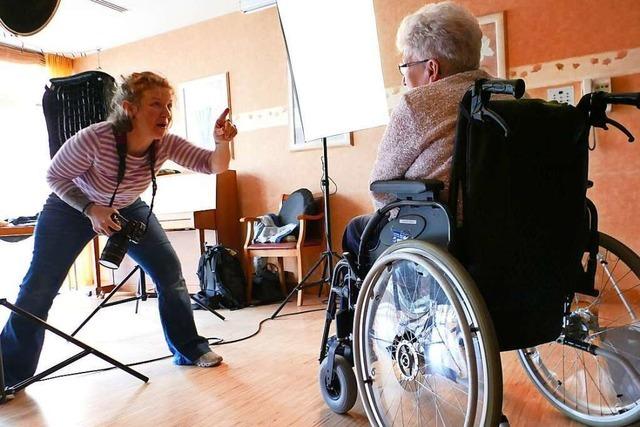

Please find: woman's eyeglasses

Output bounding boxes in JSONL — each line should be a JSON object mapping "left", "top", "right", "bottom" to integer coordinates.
{"left": 398, "top": 59, "right": 430, "bottom": 76}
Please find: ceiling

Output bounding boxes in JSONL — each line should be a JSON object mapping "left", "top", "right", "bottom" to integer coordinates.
{"left": 0, "top": 0, "right": 242, "bottom": 55}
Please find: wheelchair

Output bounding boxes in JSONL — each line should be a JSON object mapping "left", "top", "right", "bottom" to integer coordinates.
{"left": 318, "top": 79, "right": 640, "bottom": 426}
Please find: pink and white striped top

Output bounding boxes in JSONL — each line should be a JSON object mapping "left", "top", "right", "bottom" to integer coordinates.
{"left": 47, "top": 121, "right": 214, "bottom": 210}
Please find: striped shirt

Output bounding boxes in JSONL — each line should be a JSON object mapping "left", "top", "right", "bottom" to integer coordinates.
{"left": 47, "top": 121, "right": 214, "bottom": 210}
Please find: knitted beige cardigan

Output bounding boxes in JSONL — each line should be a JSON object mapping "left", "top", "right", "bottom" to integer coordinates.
{"left": 370, "top": 69, "right": 492, "bottom": 209}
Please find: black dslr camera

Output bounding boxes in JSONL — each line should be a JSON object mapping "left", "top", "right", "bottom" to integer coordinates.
{"left": 99, "top": 214, "right": 146, "bottom": 269}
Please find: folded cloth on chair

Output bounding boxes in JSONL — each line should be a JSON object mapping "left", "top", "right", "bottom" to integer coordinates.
{"left": 253, "top": 214, "right": 298, "bottom": 243}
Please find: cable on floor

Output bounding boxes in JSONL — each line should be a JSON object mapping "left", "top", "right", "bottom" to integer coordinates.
{"left": 38, "top": 305, "right": 325, "bottom": 382}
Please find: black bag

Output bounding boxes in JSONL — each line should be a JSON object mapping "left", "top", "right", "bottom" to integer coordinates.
{"left": 195, "top": 245, "right": 247, "bottom": 310}
{"left": 251, "top": 263, "right": 285, "bottom": 305}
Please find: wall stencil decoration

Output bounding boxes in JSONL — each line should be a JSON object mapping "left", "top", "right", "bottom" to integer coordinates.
{"left": 478, "top": 12, "right": 506, "bottom": 78}
{"left": 508, "top": 47, "right": 640, "bottom": 89}
{"left": 235, "top": 106, "right": 288, "bottom": 132}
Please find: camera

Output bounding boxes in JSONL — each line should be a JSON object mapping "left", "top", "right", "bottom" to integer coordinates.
{"left": 99, "top": 214, "right": 146, "bottom": 269}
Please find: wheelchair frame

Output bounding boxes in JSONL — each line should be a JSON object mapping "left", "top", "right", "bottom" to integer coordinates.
{"left": 318, "top": 79, "right": 640, "bottom": 426}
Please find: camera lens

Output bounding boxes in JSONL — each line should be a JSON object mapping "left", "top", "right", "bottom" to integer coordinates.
{"left": 99, "top": 232, "right": 130, "bottom": 269}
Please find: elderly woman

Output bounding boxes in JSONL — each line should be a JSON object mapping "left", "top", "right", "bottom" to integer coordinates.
{"left": 1, "top": 71, "right": 237, "bottom": 388}
{"left": 343, "top": 1, "right": 491, "bottom": 255}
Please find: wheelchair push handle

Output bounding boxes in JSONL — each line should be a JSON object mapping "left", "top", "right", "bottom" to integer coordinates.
{"left": 481, "top": 79, "right": 526, "bottom": 99}
{"left": 579, "top": 91, "right": 640, "bottom": 142}
{"left": 598, "top": 92, "right": 640, "bottom": 108}
{"left": 470, "top": 78, "right": 526, "bottom": 138}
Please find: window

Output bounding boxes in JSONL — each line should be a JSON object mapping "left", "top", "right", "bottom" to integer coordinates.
{"left": 0, "top": 60, "right": 50, "bottom": 219}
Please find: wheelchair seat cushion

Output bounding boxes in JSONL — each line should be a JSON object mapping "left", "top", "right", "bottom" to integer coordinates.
{"left": 454, "top": 97, "right": 590, "bottom": 350}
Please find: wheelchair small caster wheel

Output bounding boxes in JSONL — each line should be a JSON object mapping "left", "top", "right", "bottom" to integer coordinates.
{"left": 319, "top": 355, "right": 357, "bottom": 414}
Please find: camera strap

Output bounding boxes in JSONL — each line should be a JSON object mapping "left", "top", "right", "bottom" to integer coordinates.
{"left": 111, "top": 130, "right": 157, "bottom": 227}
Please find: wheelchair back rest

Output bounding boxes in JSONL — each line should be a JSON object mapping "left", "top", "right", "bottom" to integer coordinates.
{"left": 453, "top": 93, "right": 591, "bottom": 350}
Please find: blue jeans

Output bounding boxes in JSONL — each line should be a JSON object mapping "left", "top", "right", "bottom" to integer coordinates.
{"left": 0, "top": 194, "right": 211, "bottom": 387}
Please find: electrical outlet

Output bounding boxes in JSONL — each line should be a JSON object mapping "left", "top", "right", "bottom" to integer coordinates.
{"left": 592, "top": 77, "right": 612, "bottom": 93}
{"left": 592, "top": 77, "right": 612, "bottom": 112}
{"left": 547, "top": 86, "right": 575, "bottom": 105}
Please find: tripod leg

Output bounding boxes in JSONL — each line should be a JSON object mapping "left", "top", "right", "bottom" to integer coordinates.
{"left": 0, "top": 339, "right": 11, "bottom": 403}
{"left": 0, "top": 299, "right": 148, "bottom": 392}
{"left": 271, "top": 253, "right": 327, "bottom": 319}
{"left": 71, "top": 265, "right": 142, "bottom": 337}
{"left": 190, "top": 295, "right": 225, "bottom": 321}
{"left": 11, "top": 350, "right": 91, "bottom": 392}
{"left": 135, "top": 267, "right": 147, "bottom": 315}
{"left": 135, "top": 279, "right": 141, "bottom": 314}
{"left": 317, "top": 251, "right": 335, "bottom": 298}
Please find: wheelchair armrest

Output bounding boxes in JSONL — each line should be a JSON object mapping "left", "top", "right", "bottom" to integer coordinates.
{"left": 240, "top": 216, "right": 259, "bottom": 223}
{"left": 370, "top": 179, "right": 444, "bottom": 195}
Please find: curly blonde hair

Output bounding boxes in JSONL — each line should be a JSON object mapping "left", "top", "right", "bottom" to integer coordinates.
{"left": 396, "top": 1, "right": 482, "bottom": 75}
{"left": 108, "top": 71, "right": 174, "bottom": 133}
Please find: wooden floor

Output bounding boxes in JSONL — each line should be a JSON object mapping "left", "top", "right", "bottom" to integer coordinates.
{"left": 0, "top": 291, "right": 588, "bottom": 426}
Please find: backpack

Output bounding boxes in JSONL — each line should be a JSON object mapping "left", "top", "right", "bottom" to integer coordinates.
{"left": 195, "top": 245, "right": 247, "bottom": 310}
{"left": 251, "top": 262, "right": 285, "bottom": 305}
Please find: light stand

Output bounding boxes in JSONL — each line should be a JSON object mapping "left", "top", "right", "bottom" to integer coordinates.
{"left": 271, "top": 137, "right": 341, "bottom": 319}
{"left": 73, "top": 265, "right": 224, "bottom": 337}
{"left": 0, "top": 298, "right": 148, "bottom": 401}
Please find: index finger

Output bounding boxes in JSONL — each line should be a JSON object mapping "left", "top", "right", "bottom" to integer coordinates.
{"left": 215, "top": 108, "right": 230, "bottom": 125}
{"left": 108, "top": 217, "right": 122, "bottom": 230}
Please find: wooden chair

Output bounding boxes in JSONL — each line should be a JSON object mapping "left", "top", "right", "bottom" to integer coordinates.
{"left": 240, "top": 193, "right": 324, "bottom": 306}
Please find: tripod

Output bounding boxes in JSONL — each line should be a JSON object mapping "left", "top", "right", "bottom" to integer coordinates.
{"left": 0, "top": 298, "right": 148, "bottom": 401}
{"left": 271, "top": 137, "right": 341, "bottom": 319}
{"left": 73, "top": 264, "right": 224, "bottom": 337}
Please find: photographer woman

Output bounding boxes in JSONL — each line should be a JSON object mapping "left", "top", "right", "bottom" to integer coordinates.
{"left": 1, "top": 71, "right": 237, "bottom": 387}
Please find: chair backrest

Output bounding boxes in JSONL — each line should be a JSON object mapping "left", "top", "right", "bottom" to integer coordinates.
{"left": 279, "top": 190, "right": 323, "bottom": 244}
{"left": 42, "top": 70, "right": 116, "bottom": 158}
{"left": 451, "top": 90, "right": 591, "bottom": 350}
{"left": 278, "top": 188, "right": 316, "bottom": 226}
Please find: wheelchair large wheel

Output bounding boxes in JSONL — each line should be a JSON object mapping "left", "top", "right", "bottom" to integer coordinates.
{"left": 519, "top": 232, "right": 640, "bottom": 426}
{"left": 353, "top": 241, "right": 503, "bottom": 426}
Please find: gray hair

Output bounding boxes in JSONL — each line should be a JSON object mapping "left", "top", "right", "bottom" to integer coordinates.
{"left": 108, "top": 71, "right": 174, "bottom": 133}
{"left": 396, "top": 1, "right": 482, "bottom": 75}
